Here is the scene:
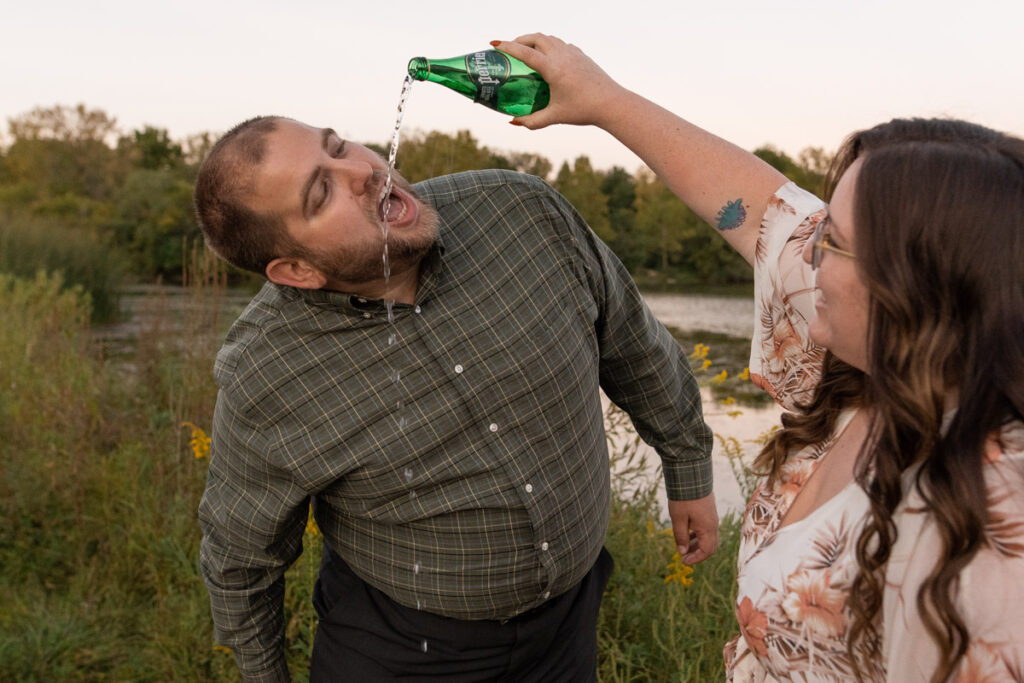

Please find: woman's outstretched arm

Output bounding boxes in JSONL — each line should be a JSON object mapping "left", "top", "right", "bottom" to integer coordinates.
{"left": 493, "top": 33, "right": 790, "bottom": 265}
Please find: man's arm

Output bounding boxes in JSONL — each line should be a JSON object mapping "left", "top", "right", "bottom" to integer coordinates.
{"left": 198, "top": 393, "right": 308, "bottom": 682}
{"left": 493, "top": 34, "right": 789, "bottom": 266}
{"left": 536, "top": 178, "right": 719, "bottom": 563}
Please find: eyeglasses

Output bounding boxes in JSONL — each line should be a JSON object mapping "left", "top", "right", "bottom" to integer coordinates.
{"left": 811, "top": 218, "right": 856, "bottom": 269}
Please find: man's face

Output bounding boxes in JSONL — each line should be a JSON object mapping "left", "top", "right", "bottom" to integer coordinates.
{"left": 248, "top": 118, "right": 438, "bottom": 293}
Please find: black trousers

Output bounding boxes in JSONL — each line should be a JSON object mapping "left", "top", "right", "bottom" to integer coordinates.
{"left": 309, "top": 545, "right": 614, "bottom": 682}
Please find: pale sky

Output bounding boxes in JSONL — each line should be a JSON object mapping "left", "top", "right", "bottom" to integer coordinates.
{"left": 4, "top": 0, "right": 1023, "bottom": 174}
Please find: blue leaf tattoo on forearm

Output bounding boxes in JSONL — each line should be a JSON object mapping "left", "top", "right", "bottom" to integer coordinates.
{"left": 716, "top": 199, "right": 747, "bottom": 231}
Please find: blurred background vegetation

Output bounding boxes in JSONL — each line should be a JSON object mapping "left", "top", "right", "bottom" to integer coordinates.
{"left": 0, "top": 102, "right": 830, "bottom": 323}
{"left": 0, "top": 102, "right": 815, "bottom": 680}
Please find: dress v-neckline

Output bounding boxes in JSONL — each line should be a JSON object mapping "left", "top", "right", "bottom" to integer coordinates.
{"left": 774, "top": 407, "right": 860, "bottom": 532}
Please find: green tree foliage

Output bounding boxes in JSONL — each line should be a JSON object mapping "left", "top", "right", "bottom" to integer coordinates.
{"left": 553, "top": 156, "right": 614, "bottom": 244}
{"left": 634, "top": 171, "right": 693, "bottom": 271}
{"left": 4, "top": 105, "right": 121, "bottom": 206}
{"left": 0, "top": 102, "right": 833, "bottom": 300}
{"left": 601, "top": 167, "right": 641, "bottom": 269}
{"left": 112, "top": 169, "right": 199, "bottom": 277}
{"left": 118, "top": 126, "right": 185, "bottom": 172}
{"left": 376, "top": 129, "right": 553, "bottom": 184}
{"left": 389, "top": 129, "right": 510, "bottom": 183}
{"left": 754, "top": 144, "right": 830, "bottom": 197}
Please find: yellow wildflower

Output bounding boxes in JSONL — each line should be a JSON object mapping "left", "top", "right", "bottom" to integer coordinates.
{"left": 181, "top": 422, "right": 211, "bottom": 460}
{"left": 701, "top": 359, "right": 712, "bottom": 371}
{"left": 689, "top": 343, "right": 710, "bottom": 360}
{"left": 720, "top": 396, "right": 736, "bottom": 406}
{"left": 213, "top": 645, "right": 232, "bottom": 654}
{"left": 739, "top": 367, "right": 750, "bottom": 381}
{"left": 306, "top": 506, "right": 321, "bottom": 537}
{"left": 711, "top": 370, "right": 728, "bottom": 384}
{"left": 664, "top": 552, "right": 695, "bottom": 586}
{"left": 727, "top": 410, "right": 744, "bottom": 418}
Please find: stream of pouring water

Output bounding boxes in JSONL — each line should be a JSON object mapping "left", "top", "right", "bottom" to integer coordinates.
{"left": 378, "top": 73, "right": 416, "bottom": 323}
{"left": 377, "top": 73, "right": 426, "bottom": 620}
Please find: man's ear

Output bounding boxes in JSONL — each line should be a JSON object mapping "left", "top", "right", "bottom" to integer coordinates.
{"left": 265, "top": 257, "right": 327, "bottom": 290}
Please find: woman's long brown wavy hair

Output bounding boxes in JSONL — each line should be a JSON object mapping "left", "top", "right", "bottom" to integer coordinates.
{"left": 830, "top": 118, "right": 1024, "bottom": 680}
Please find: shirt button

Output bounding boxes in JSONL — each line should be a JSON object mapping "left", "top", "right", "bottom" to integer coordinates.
{"left": 524, "top": 484, "right": 534, "bottom": 493}
{"left": 489, "top": 423, "right": 498, "bottom": 433}
{"left": 362, "top": 312, "right": 371, "bottom": 319}
{"left": 540, "top": 542, "right": 549, "bottom": 551}
{"left": 542, "top": 591, "right": 551, "bottom": 600}
{"left": 414, "top": 305, "right": 422, "bottom": 314}
{"left": 454, "top": 364, "right": 464, "bottom": 374}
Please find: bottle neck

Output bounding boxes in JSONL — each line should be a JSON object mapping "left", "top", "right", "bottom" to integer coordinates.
{"left": 407, "top": 57, "right": 429, "bottom": 81}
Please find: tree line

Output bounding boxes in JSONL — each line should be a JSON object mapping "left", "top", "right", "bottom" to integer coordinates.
{"left": 0, "top": 104, "right": 830, "bottom": 319}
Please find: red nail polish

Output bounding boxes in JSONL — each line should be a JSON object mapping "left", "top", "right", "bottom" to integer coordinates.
{"left": 509, "top": 120, "right": 523, "bottom": 127}
{"left": 489, "top": 40, "right": 501, "bottom": 47}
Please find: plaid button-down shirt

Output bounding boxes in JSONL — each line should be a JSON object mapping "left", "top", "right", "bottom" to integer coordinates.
{"left": 199, "top": 170, "right": 711, "bottom": 680}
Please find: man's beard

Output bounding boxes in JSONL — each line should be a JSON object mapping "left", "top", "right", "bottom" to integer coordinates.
{"left": 304, "top": 175, "right": 440, "bottom": 288}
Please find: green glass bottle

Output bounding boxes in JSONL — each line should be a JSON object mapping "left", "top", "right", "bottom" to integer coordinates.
{"left": 408, "top": 50, "right": 550, "bottom": 117}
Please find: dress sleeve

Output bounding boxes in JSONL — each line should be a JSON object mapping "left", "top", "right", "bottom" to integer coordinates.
{"left": 883, "top": 435, "right": 1024, "bottom": 681}
{"left": 749, "top": 182, "right": 828, "bottom": 412}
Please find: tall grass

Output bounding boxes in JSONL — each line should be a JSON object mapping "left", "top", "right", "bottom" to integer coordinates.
{"left": 0, "top": 264, "right": 745, "bottom": 681}
{"left": 0, "top": 212, "right": 124, "bottom": 322}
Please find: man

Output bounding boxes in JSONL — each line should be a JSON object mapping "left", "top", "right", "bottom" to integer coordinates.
{"left": 195, "top": 116, "right": 716, "bottom": 682}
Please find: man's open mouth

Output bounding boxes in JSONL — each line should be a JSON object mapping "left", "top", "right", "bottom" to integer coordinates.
{"left": 378, "top": 190, "right": 410, "bottom": 226}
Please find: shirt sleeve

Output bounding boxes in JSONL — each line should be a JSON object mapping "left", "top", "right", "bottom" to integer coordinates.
{"left": 198, "top": 389, "right": 309, "bottom": 682}
{"left": 544, "top": 184, "right": 714, "bottom": 501}
{"left": 749, "top": 182, "right": 828, "bottom": 411}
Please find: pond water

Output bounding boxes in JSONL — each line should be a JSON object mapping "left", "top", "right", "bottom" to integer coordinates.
{"left": 643, "top": 292, "right": 756, "bottom": 339}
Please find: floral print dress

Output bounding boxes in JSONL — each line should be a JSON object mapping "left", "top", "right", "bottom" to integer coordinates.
{"left": 724, "top": 183, "right": 882, "bottom": 681}
{"left": 725, "top": 183, "right": 1024, "bottom": 681}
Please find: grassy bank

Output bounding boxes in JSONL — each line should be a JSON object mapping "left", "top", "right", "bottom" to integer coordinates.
{"left": 1, "top": 268, "right": 745, "bottom": 681}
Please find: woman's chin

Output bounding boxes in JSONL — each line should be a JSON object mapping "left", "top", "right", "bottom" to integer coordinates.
{"left": 807, "top": 318, "right": 829, "bottom": 350}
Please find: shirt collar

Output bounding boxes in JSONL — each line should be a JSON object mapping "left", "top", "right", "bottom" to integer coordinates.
{"left": 281, "top": 238, "right": 445, "bottom": 315}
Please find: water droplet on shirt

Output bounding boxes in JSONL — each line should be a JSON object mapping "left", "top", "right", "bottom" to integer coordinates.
{"left": 404, "top": 468, "right": 413, "bottom": 482}
{"left": 416, "top": 599, "right": 422, "bottom": 610}
{"left": 388, "top": 332, "right": 397, "bottom": 346}
{"left": 421, "top": 639, "right": 428, "bottom": 653}
{"left": 413, "top": 561, "right": 420, "bottom": 574}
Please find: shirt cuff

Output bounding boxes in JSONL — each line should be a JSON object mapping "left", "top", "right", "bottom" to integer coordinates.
{"left": 663, "top": 455, "right": 714, "bottom": 500}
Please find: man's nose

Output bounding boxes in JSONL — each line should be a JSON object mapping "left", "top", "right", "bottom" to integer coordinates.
{"left": 331, "top": 159, "right": 375, "bottom": 196}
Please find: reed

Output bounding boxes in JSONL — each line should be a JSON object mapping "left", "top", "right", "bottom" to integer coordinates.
{"left": 0, "top": 212, "right": 124, "bottom": 322}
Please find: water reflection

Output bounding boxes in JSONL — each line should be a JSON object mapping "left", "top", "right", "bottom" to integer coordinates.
{"left": 643, "top": 292, "right": 755, "bottom": 339}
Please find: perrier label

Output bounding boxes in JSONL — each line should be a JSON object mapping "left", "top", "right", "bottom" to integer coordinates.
{"left": 407, "top": 50, "right": 550, "bottom": 117}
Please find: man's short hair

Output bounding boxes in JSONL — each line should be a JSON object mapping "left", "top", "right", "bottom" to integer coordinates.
{"left": 193, "top": 116, "right": 305, "bottom": 275}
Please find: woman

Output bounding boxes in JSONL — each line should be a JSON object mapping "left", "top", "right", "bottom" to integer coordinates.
{"left": 491, "top": 34, "right": 1024, "bottom": 681}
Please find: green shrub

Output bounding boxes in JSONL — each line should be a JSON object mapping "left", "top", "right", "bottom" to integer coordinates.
{"left": 0, "top": 213, "right": 123, "bottom": 322}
